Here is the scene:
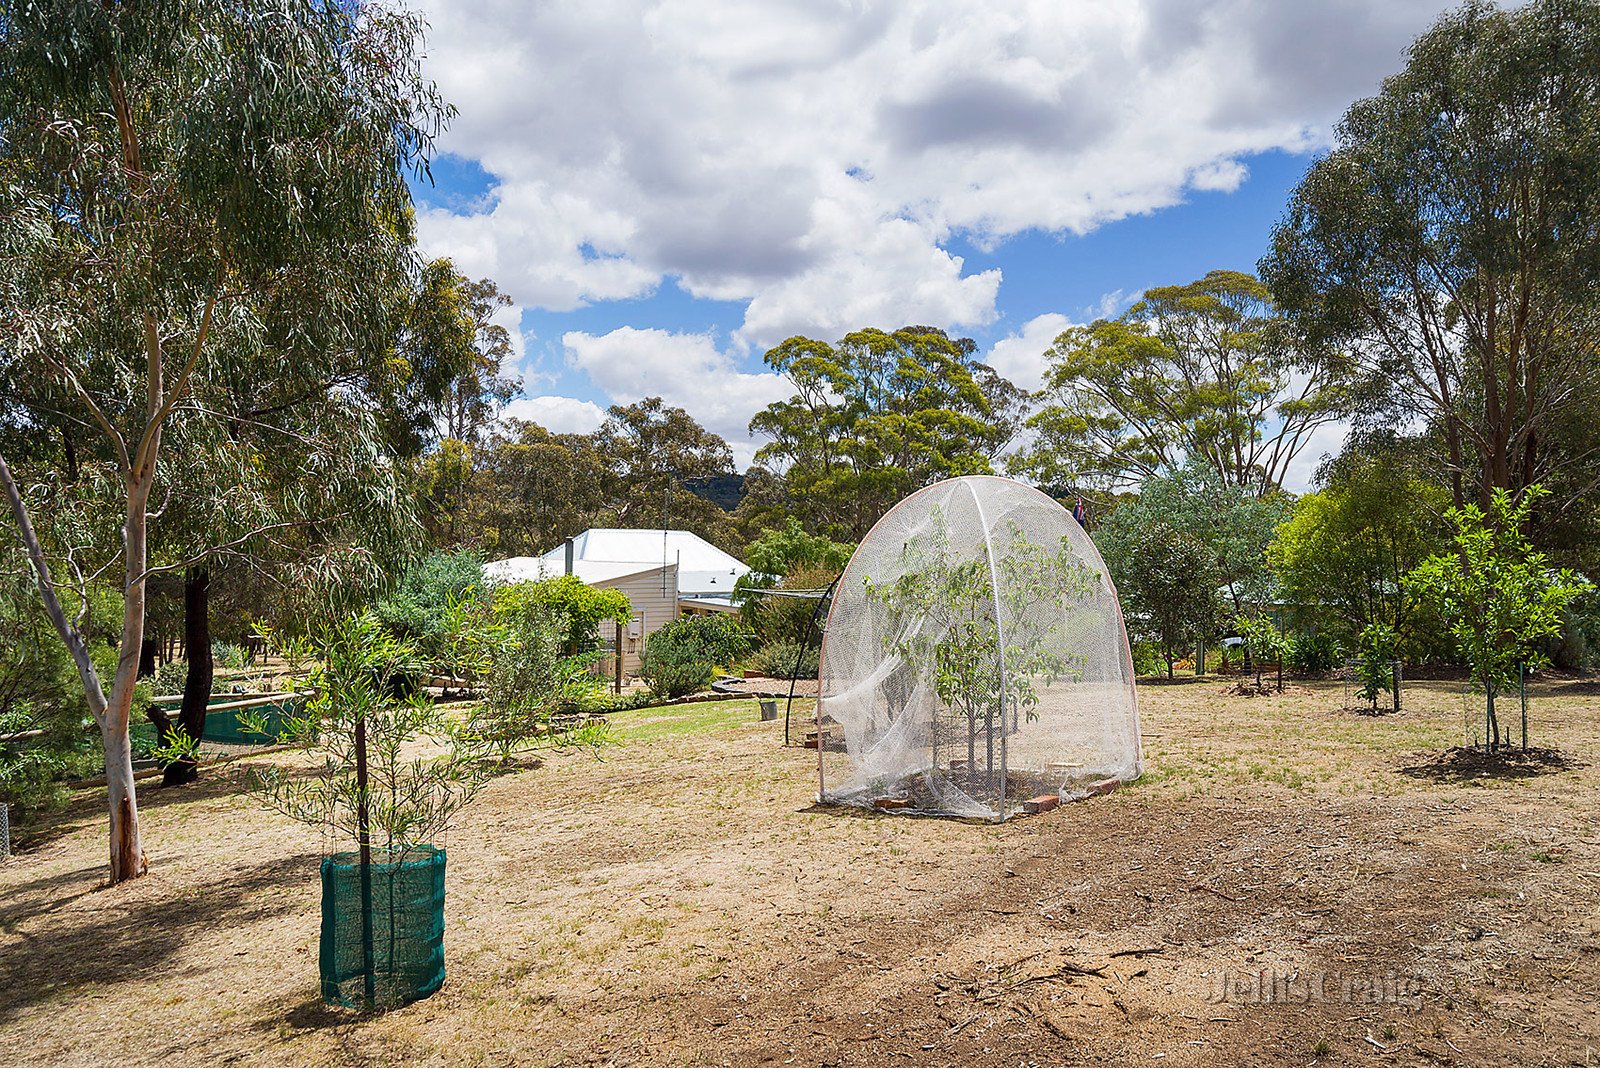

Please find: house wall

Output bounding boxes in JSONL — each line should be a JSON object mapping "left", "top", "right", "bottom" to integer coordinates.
{"left": 596, "top": 564, "right": 680, "bottom": 677}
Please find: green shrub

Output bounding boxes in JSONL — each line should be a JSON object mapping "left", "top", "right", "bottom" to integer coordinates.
{"left": 151, "top": 658, "right": 189, "bottom": 694}
{"left": 373, "top": 550, "right": 486, "bottom": 666}
{"left": 1288, "top": 631, "right": 1340, "bottom": 674}
{"left": 472, "top": 603, "right": 608, "bottom": 762}
{"left": 642, "top": 616, "right": 750, "bottom": 698}
{"left": 0, "top": 576, "right": 105, "bottom": 818}
{"left": 1354, "top": 623, "right": 1398, "bottom": 710}
{"left": 1130, "top": 641, "right": 1165, "bottom": 677}
{"left": 746, "top": 641, "right": 819, "bottom": 679}
{"left": 213, "top": 641, "right": 249, "bottom": 669}
{"left": 491, "top": 576, "right": 632, "bottom": 655}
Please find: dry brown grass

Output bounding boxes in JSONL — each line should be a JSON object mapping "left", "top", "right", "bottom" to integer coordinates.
{"left": 2, "top": 678, "right": 1598, "bottom": 1066}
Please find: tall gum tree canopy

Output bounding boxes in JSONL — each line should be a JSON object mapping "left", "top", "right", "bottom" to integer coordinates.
{"left": 1261, "top": 0, "right": 1600, "bottom": 511}
{"left": 751, "top": 326, "right": 1026, "bottom": 539}
{"left": 0, "top": 1, "right": 446, "bottom": 882}
{"left": 1013, "top": 270, "right": 1353, "bottom": 497}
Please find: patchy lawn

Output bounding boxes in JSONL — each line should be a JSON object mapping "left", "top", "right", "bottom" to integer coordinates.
{"left": 3, "top": 680, "right": 1598, "bottom": 1066}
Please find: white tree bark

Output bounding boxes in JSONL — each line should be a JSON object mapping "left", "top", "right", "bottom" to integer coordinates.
{"left": 0, "top": 450, "right": 148, "bottom": 880}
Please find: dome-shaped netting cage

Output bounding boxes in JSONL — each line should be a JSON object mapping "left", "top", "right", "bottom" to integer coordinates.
{"left": 817, "top": 476, "right": 1141, "bottom": 820}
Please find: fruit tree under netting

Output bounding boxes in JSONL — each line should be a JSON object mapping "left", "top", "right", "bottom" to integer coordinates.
{"left": 817, "top": 476, "right": 1141, "bottom": 820}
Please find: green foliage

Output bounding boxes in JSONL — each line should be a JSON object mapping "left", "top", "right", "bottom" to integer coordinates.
{"left": 741, "top": 518, "right": 855, "bottom": 580}
{"left": 594, "top": 397, "right": 738, "bottom": 548}
{"left": 1014, "top": 271, "right": 1352, "bottom": 495}
{"left": 751, "top": 327, "right": 1025, "bottom": 538}
{"left": 372, "top": 550, "right": 486, "bottom": 667}
{"left": 734, "top": 519, "right": 852, "bottom": 644}
{"left": 1405, "top": 486, "right": 1593, "bottom": 746}
{"left": 641, "top": 616, "right": 751, "bottom": 698}
{"left": 1263, "top": 0, "right": 1600, "bottom": 512}
{"left": 462, "top": 600, "right": 609, "bottom": 765}
{"left": 1124, "top": 459, "right": 1291, "bottom": 620}
{"left": 1353, "top": 623, "right": 1398, "bottom": 710}
{"left": 1097, "top": 504, "right": 1218, "bottom": 678}
{"left": 0, "top": 574, "right": 109, "bottom": 816}
{"left": 746, "top": 641, "right": 820, "bottom": 680}
{"left": 1129, "top": 641, "right": 1166, "bottom": 678}
{"left": 213, "top": 642, "right": 248, "bottom": 669}
{"left": 1234, "top": 614, "right": 1288, "bottom": 690}
{"left": 1267, "top": 432, "right": 1449, "bottom": 649}
{"left": 491, "top": 576, "right": 632, "bottom": 656}
{"left": 244, "top": 614, "right": 488, "bottom": 852}
{"left": 862, "top": 512, "right": 1095, "bottom": 731}
{"left": 1287, "top": 631, "right": 1341, "bottom": 675}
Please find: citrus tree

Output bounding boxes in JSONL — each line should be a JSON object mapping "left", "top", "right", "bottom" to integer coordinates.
{"left": 1406, "top": 487, "right": 1592, "bottom": 750}
{"left": 863, "top": 513, "right": 1098, "bottom": 782}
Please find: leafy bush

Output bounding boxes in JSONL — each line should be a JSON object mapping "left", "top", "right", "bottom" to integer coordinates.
{"left": 1130, "top": 641, "right": 1165, "bottom": 677}
{"left": 1354, "top": 623, "right": 1398, "bottom": 711}
{"left": 1288, "top": 631, "right": 1341, "bottom": 674}
{"left": 372, "top": 550, "right": 486, "bottom": 667}
{"left": 470, "top": 603, "right": 609, "bottom": 763}
{"left": 213, "top": 641, "right": 249, "bottom": 669}
{"left": 642, "top": 615, "right": 750, "bottom": 697}
{"left": 746, "top": 640, "right": 819, "bottom": 679}
{"left": 151, "top": 658, "right": 189, "bottom": 694}
{"left": 0, "top": 575, "right": 106, "bottom": 817}
{"left": 492, "top": 576, "right": 632, "bottom": 655}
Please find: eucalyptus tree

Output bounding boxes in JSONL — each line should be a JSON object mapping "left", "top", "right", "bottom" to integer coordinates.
{"left": 0, "top": 0, "right": 447, "bottom": 882}
{"left": 751, "top": 326, "right": 1023, "bottom": 539}
{"left": 596, "top": 397, "right": 737, "bottom": 549}
{"left": 1013, "top": 271, "right": 1353, "bottom": 497}
{"left": 1262, "top": 0, "right": 1600, "bottom": 511}
{"left": 147, "top": 379, "right": 419, "bottom": 786}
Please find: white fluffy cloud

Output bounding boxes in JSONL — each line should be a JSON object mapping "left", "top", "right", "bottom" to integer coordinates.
{"left": 560, "top": 327, "right": 791, "bottom": 466}
{"left": 500, "top": 395, "right": 607, "bottom": 435}
{"left": 985, "top": 312, "right": 1078, "bottom": 393}
{"left": 415, "top": 0, "right": 1452, "bottom": 350}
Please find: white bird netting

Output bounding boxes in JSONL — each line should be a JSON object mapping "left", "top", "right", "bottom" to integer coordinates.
{"left": 817, "top": 476, "right": 1141, "bottom": 820}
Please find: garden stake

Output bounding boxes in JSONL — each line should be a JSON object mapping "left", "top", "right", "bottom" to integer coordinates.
{"left": 355, "top": 709, "right": 375, "bottom": 1010}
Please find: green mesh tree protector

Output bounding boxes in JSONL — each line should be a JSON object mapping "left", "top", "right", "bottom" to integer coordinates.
{"left": 320, "top": 845, "right": 446, "bottom": 1009}
{"left": 817, "top": 476, "right": 1142, "bottom": 820}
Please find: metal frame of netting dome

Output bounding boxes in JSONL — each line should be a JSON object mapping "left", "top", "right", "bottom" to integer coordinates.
{"left": 816, "top": 475, "right": 1141, "bottom": 820}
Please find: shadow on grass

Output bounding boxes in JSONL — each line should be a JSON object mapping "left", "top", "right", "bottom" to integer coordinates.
{"left": 0, "top": 851, "right": 316, "bottom": 1026}
{"left": 1399, "top": 746, "right": 1581, "bottom": 783}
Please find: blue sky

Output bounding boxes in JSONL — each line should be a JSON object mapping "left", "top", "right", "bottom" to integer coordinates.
{"left": 411, "top": 144, "right": 1308, "bottom": 387}
{"left": 409, "top": 1, "right": 1462, "bottom": 486}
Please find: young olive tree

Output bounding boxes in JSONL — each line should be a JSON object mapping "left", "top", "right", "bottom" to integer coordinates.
{"left": 0, "top": 2, "right": 446, "bottom": 881}
{"left": 245, "top": 614, "right": 487, "bottom": 855}
{"left": 1406, "top": 487, "right": 1591, "bottom": 750}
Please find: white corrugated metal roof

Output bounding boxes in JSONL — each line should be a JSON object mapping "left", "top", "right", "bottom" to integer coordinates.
{"left": 483, "top": 556, "right": 665, "bottom": 586}
{"left": 487, "top": 528, "right": 748, "bottom": 596}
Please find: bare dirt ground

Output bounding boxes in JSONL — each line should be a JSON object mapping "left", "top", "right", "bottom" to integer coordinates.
{"left": 3, "top": 678, "right": 1599, "bottom": 1067}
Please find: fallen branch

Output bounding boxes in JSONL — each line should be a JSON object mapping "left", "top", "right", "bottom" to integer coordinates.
{"left": 1108, "top": 945, "right": 1165, "bottom": 958}
{"left": 1188, "top": 884, "right": 1242, "bottom": 902}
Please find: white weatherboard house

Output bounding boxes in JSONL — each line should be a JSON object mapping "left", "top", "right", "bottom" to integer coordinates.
{"left": 484, "top": 528, "right": 749, "bottom": 676}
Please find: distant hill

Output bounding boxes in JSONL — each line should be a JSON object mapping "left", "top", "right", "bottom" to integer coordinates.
{"left": 688, "top": 473, "right": 745, "bottom": 511}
